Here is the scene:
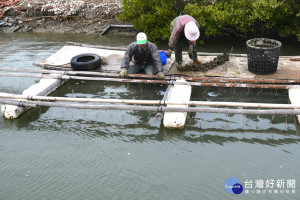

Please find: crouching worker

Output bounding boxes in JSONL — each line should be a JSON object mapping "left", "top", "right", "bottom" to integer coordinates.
{"left": 119, "top": 32, "right": 165, "bottom": 79}
{"left": 166, "top": 15, "right": 201, "bottom": 68}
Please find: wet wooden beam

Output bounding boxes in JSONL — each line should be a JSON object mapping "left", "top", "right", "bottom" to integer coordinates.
{"left": 1, "top": 72, "right": 300, "bottom": 90}
{"left": 2, "top": 67, "right": 300, "bottom": 85}
{"left": 100, "top": 24, "right": 134, "bottom": 36}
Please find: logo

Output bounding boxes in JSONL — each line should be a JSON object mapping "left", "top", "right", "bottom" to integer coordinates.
{"left": 225, "top": 177, "right": 243, "bottom": 194}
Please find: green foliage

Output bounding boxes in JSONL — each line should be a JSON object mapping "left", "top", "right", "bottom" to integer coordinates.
{"left": 184, "top": 0, "right": 299, "bottom": 38}
{"left": 118, "top": 0, "right": 300, "bottom": 40}
{"left": 118, "top": 0, "right": 190, "bottom": 41}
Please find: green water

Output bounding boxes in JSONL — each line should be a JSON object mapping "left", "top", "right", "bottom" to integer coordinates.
{"left": 0, "top": 33, "right": 299, "bottom": 200}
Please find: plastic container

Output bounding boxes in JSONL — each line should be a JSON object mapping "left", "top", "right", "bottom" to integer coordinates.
{"left": 246, "top": 38, "right": 282, "bottom": 75}
{"left": 158, "top": 51, "right": 167, "bottom": 66}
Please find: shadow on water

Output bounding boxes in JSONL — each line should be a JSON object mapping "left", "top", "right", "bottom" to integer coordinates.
{"left": 4, "top": 80, "right": 299, "bottom": 146}
{"left": 7, "top": 108, "right": 300, "bottom": 147}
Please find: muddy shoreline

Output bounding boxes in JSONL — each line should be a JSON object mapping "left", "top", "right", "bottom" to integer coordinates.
{"left": 0, "top": 0, "right": 136, "bottom": 36}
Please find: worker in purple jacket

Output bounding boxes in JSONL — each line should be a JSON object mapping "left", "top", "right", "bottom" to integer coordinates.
{"left": 166, "top": 15, "right": 202, "bottom": 68}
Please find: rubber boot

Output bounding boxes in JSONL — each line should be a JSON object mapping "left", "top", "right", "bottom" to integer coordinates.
{"left": 193, "top": 59, "right": 202, "bottom": 64}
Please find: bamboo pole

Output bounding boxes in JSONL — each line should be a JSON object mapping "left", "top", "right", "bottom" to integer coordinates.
{"left": 1, "top": 72, "right": 300, "bottom": 89}
{"left": 1, "top": 67, "right": 300, "bottom": 84}
{"left": 156, "top": 85, "right": 173, "bottom": 120}
{"left": 0, "top": 92, "right": 300, "bottom": 109}
{"left": 1, "top": 99, "right": 300, "bottom": 115}
{"left": 290, "top": 58, "right": 300, "bottom": 61}
{"left": 0, "top": 67, "right": 118, "bottom": 77}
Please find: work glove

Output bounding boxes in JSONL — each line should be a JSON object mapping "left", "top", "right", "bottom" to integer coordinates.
{"left": 119, "top": 68, "right": 127, "bottom": 78}
{"left": 156, "top": 72, "right": 165, "bottom": 79}
{"left": 166, "top": 49, "right": 172, "bottom": 58}
{"left": 188, "top": 44, "right": 194, "bottom": 59}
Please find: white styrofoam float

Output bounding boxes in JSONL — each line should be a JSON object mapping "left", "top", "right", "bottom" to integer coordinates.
{"left": 163, "top": 79, "right": 192, "bottom": 129}
{"left": 1, "top": 76, "right": 65, "bottom": 119}
{"left": 288, "top": 88, "right": 300, "bottom": 124}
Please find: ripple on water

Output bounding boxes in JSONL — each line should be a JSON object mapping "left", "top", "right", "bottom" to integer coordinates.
{"left": 1, "top": 33, "right": 300, "bottom": 200}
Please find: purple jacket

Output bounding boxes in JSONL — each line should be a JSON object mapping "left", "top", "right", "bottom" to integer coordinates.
{"left": 168, "top": 15, "right": 199, "bottom": 48}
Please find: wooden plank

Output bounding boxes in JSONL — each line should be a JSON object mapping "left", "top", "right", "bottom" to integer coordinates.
{"left": 1, "top": 75, "right": 65, "bottom": 119}
{"left": 100, "top": 24, "right": 111, "bottom": 36}
{"left": 37, "top": 45, "right": 125, "bottom": 71}
{"left": 100, "top": 24, "right": 134, "bottom": 36}
{"left": 36, "top": 44, "right": 300, "bottom": 80}
{"left": 36, "top": 45, "right": 175, "bottom": 73}
{"left": 167, "top": 54, "right": 300, "bottom": 80}
{"left": 163, "top": 79, "right": 191, "bottom": 129}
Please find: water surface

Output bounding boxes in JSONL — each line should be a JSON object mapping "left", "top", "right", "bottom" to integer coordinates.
{"left": 0, "top": 33, "right": 299, "bottom": 200}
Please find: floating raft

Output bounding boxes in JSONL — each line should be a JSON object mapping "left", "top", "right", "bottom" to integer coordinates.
{"left": 36, "top": 42, "right": 300, "bottom": 79}
{"left": 1, "top": 42, "right": 300, "bottom": 129}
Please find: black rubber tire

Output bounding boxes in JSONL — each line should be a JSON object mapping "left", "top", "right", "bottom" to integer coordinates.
{"left": 70, "top": 53, "right": 101, "bottom": 71}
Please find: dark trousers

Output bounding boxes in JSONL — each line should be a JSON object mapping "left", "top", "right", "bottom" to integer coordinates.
{"left": 175, "top": 34, "right": 198, "bottom": 63}
{"left": 127, "top": 63, "right": 155, "bottom": 75}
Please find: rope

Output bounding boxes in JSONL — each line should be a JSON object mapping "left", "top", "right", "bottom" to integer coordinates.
{"left": 27, "top": 95, "right": 33, "bottom": 101}
{"left": 168, "top": 75, "right": 176, "bottom": 85}
{"left": 18, "top": 100, "right": 25, "bottom": 107}
{"left": 157, "top": 100, "right": 164, "bottom": 114}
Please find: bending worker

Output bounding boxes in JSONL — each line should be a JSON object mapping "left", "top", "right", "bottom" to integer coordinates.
{"left": 119, "top": 32, "right": 165, "bottom": 79}
{"left": 166, "top": 14, "right": 201, "bottom": 68}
